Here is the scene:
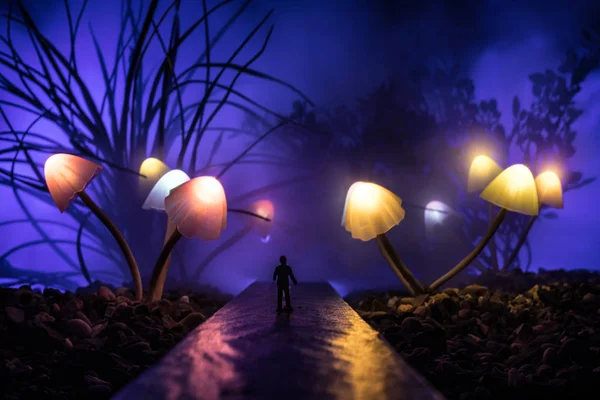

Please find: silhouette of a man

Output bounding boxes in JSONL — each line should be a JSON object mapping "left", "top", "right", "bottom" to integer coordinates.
{"left": 273, "top": 255, "right": 298, "bottom": 312}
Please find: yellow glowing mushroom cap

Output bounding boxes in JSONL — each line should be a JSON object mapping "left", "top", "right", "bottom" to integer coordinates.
{"left": 467, "top": 155, "right": 503, "bottom": 193}
{"left": 139, "top": 157, "right": 170, "bottom": 189}
{"left": 535, "top": 171, "right": 563, "bottom": 209}
{"left": 44, "top": 153, "right": 103, "bottom": 213}
{"left": 480, "top": 164, "right": 539, "bottom": 215}
{"left": 342, "top": 181, "right": 405, "bottom": 241}
{"left": 164, "top": 176, "right": 227, "bottom": 241}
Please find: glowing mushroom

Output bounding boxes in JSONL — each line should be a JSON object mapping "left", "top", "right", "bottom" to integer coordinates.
{"left": 429, "top": 164, "right": 539, "bottom": 290}
{"left": 467, "top": 155, "right": 502, "bottom": 193}
{"left": 502, "top": 170, "right": 563, "bottom": 271}
{"left": 44, "top": 154, "right": 142, "bottom": 300}
{"left": 146, "top": 176, "right": 227, "bottom": 302}
{"left": 142, "top": 169, "right": 190, "bottom": 302}
{"left": 138, "top": 157, "right": 170, "bottom": 195}
{"left": 424, "top": 200, "right": 456, "bottom": 238}
{"left": 342, "top": 182, "right": 424, "bottom": 295}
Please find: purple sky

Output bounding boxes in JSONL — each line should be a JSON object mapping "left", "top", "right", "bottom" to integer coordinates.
{"left": 0, "top": 0, "right": 598, "bottom": 294}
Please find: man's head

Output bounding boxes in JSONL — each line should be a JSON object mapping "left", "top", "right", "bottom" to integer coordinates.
{"left": 280, "top": 255, "right": 286, "bottom": 264}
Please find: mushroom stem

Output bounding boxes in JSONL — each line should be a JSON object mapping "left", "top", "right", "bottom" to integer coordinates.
{"left": 376, "top": 234, "right": 425, "bottom": 295}
{"left": 78, "top": 190, "right": 143, "bottom": 301}
{"left": 488, "top": 203, "right": 500, "bottom": 271}
{"left": 146, "top": 228, "right": 183, "bottom": 302}
{"left": 153, "top": 220, "right": 178, "bottom": 300}
{"left": 502, "top": 215, "right": 537, "bottom": 272}
{"left": 429, "top": 208, "right": 508, "bottom": 291}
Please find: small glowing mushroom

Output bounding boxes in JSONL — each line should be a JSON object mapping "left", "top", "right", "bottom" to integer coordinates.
{"left": 44, "top": 154, "right": 142, "bottom": 300}
{"left": 142, "top": 170, "right": 191, "bottom": 211}
{"left": 535, "top": 171, "right": 563, "bottom": 209}
{"left": 429, "top": 164, "right": 539, "bottom": 290}
{"left": 147, "top": 177, "right": 227, "bottom": 302}
{"left": 138, "top": 157, "right": 170, "bottom": 195}
{"left": 467, "top": 155, "right": 502, "bottom": 193}
{"left": 342, "top": 182, "right": 424, "bottom": 295}
{"left": 142, "top": 170, "right": 190, "bottom": 302}
{"left": 502, "top": 170, "right": 563, "bottom": 271}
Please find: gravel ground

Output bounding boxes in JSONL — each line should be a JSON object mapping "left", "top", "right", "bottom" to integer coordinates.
{"left": 0, "top": 284, "right": 231, "bottom": 400}
{"left": 347, "top": 269, "right": 600, "bottom": 400}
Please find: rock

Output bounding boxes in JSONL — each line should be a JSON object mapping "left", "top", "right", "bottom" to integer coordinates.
{"left": 536, "top": 364, "right": 554, "bottom": 380}
{"left": 400, "top": 297, "right": 416, "bottom": 305}
{"left": 5, "top": 306, "right": 25, "bottom": 324}
{"left": 462, "top": 285, "right": 488, "bottom": 297}
{"left": 414, "top": 306, "right": 430, "bottom": 317}
{"left": 34, "top": 311, "right": 55, "bottom": 323}
{"left": 65, "top": 298, "right": 84, "bottom": 313}
{"left": 508, "top": 368, "right": 525, "bottom": 388}
{"left": 582, "top": 293, "right": 596, "bottom": 303}
{"left": 179, "top": 312, "right": 206, "bottom": 331}
{"left": 397, "top": 304, "right": 414, "bottom": 313}
{"left": 114, "top": 287, "right": 129, "bottom": 296}
{"left": 542, "top": 347, "right": 558, "bottom": 365}
{"left": 400, "top": 317, "right": 423, "bottom": 334}
{"left": 386, "top": 296, "right": 400, "bottom": 308}
{"left": 67, "top": 318, "right": 92, "bottom": 337}
{"left": 98, "top": 286, "right": 116, "bottom": 302}
{"left": 558, "top": 339, "right": 587, "bottom": 363}
{"left": 135, "top": 304, "right": 150, "bottom": 315}
{"left": 371, "top": 299, "right": 387, "bottom": 312}
{"left": 458, "top": 308, "right": 471, "bottom": 319}
{"left": 74, "top": 311, "right": 92, "bottom": 327}
{"left": 64, "top": 338, "right": 73, "bottom": 349}
{"left": 514, "top": 323, "right": 533, "bottom": 342}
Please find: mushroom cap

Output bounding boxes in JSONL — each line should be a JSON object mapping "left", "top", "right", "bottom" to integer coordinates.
{"left": 467, "top": 155, "right": 502, "bottom": 193}
{"left": 164, "top": 176, "right": 227, "bottom": 240}
{"left": 139, "top": 157, "right": 170, "bottom": 191}
{"left": 248, "top": 200, "right": 275, "bottom": 239}
{"left": 342, "top": 181, "right": 405, "bottom": 241}
{"left": 142, "top": 169, "right": 190, "bottom": 211}
{"left": 535, "top": 171, "right": 563, "bottom": 209}
{"left": 480, "top": 164, "right": 539, "bottom": 215}
{"left": 44, "top": 153, "right": 103, "bottom": 213}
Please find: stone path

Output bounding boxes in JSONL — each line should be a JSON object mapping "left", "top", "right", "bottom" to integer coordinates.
{"left": 113, "top": 282, "right": 444, "bottom": 400}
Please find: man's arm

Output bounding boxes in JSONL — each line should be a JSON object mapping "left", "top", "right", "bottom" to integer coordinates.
{"left": 289, "top": 267, "right": 298, "bottom": 285}
{"left": 273, "top": 266, "right": 278, "bottom": 281}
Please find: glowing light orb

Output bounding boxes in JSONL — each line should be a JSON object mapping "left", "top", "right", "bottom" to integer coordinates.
{"left": 165, "top": 176, "right": 227, "bottom": 240}
{"left": 425, "top": 200, "right": 451, "bottom": 225}
{"left": 142, "top": 169, "right": 190, "bottom": 211}
{"left": 260, "top": 234, "right": 271, "bottom": 244}
{"left": 535, "top": 171, "right": 563, "bottom": 209}
{"left": 44, "top": 153, "right": 103, "bottom": 213}
{"left": 480, "top": 164, "right": 539, "bottom": 215}
{"left": 248, "top": 200, "right": 275, "bottom": 239}
{"left": 467, "top": 155, "right": 502, "bottom": 193}
{"left": 342, "top": 181, "right": 405, "bottom": 241}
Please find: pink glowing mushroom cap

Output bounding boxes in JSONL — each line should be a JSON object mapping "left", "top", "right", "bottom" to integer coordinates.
{"left": 248, "top": 200, "right": 275, "bottom": 239}
{"left": 44, "top": 153, "right": 103, "bottom": 213}
{"left": 164, "top": 176, "right": 227, "bottom": 241}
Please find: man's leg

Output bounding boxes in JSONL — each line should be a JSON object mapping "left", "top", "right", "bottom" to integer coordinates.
{"left": 277, "top": 287, "right": 283, "bottom": 310}
{"left": 284, "top": 287, "right": 291, "bottom": 308}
